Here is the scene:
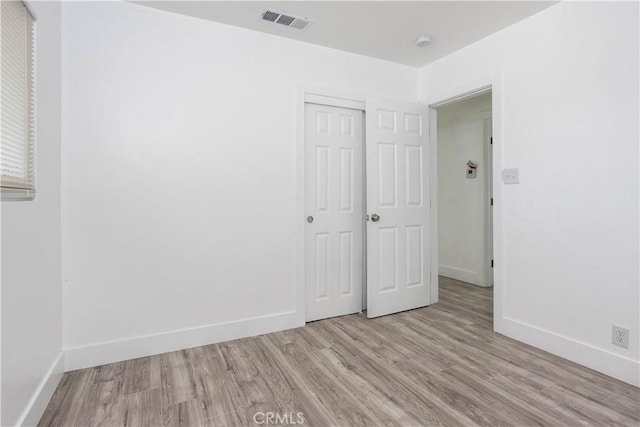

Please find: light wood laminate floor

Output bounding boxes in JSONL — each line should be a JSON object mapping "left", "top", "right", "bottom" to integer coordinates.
{"left": 40, "top": 277, "right": 639, "bottom": 426}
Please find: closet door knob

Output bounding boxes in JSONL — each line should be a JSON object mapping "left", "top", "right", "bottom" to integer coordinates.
{"left": 371, "top": 213, "right": 380, "bottom": 222}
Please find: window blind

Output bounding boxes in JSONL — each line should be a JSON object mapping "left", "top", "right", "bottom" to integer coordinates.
{"left": 1, "top": 1, "right": 35, "bottom": 192}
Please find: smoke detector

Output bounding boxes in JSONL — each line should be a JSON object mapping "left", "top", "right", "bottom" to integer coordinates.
{"left": 416, "top": 36, "right": 432, "bottom": 47}
{"left": 261, "top": 9, "right": 312, "bottom": 30}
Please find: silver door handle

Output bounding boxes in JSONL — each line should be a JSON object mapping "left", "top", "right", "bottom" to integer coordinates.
{"left": 307, "top": 216, "right": 314, "bottom": 223}
{"left": 371, "top": 213, "right": 380, "bottom": 222}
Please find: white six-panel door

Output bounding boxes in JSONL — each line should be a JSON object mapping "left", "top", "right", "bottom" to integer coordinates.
{"left": 305, "top": 103, "right": 364, "bottom": 322}
{"left": 365, "top": 97, "right": 431, "bottom": 318}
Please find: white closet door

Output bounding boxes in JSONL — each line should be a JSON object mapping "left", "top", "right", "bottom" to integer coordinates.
{"left": 365, "top": 97, "right": 431, "bottom": 318}
{"left": 305, "top": 103, "right": 364, "bottom": 322}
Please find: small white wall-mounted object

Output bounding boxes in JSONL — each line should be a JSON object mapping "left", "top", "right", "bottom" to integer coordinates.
{"left": 612, "top": 325, "right": 630, "bottom": 349}
{"left": 466, "top": 160, "right": 478, "bottom": 179}
{"left": 502, "top": 168, "right": 519, "bottom": 184}
{"left": 416, "top": 35, "right": 432, "bottom": 47}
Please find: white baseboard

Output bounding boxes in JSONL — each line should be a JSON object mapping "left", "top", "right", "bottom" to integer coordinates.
{"left": 16, "top": 352, "right": 64, "bottom": 427}
{"left": 439, "top": 264, "right": 491, "bottom": 287}
{"left": 64, "top": 311, "right": 301, "bottom": 371}
{"left": 498, "top": 316, "right": 640, "bottom": 387}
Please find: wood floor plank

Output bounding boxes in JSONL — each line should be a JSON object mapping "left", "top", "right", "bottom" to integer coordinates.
{"left": 262, "top": 332, "right": 382, "bottom": 427}
{"left": 122, "top": 389, "right": 162, "bottom": 427}
{"left": 160, "top": 350, "right": 199, "bottom": 407}
{"left": 347, "top": 352, "right": 473, "bottom": 426}
{"left": 314, "top": 320, "right": 474, "bottom": 426}
{"left": 398, "top": 360, "right": 533, "bottom": 427}
{"left": 239, "top": 338, "right": 327, "bottom": 420}
{"left": 441, "top": 363, "right": 569, "bottom": 426}
{"left": 162, "top": 399, "right": 209, "bottom": 427}
{"left": 326, "top": 315, "right": 410, "bottom": 364}
{"left": 123, "top": 356, "right": 154, "bottom": 395}
{"left": 38, "top": 369, "right": 96, "bottom": 427}
{"left": 94, "top": 362, "right": 126, "bottom": 383}
{"left": 304, "top": 320, "right": 365, "bottom": 359}
{"left": 38, "top": 277, "right": 640, "bottom": 427}
{"left": 216, "top": 338, "right": 304, "bottom": 424}
{"left": 74, "top": 378, "right": 124, "bottom": 427}
{"left": 309, "top": 347, "right": 419, "bottom": 426}
{"left": 250, "top": 336, "right": 336, "bottom": 427}
{"left": 537, "top": 383, "right": 638, "bottom": 426}
{"left": 187, "top": 344, "right": 247, "bottom": 425}
{"left": 602, "top": 393, "right": 640, "bottom": 422}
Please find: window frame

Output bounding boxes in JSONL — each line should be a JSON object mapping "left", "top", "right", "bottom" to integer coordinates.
{"left": 1, "top": 1, "right": 36, "bottom": 202}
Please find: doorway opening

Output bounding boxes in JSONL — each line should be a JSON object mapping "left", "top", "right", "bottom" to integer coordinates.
{"left": 434, "top": 91, "right": 494, "bottom": 326}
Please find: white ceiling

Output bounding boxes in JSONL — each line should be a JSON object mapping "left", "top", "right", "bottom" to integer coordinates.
{"left": 135, "top": 1, "right": 556, "bottom": 67}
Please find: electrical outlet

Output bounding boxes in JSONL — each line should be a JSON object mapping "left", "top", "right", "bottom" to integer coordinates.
{"left": 612, "top": 325, "right": 629, "bottom": 349}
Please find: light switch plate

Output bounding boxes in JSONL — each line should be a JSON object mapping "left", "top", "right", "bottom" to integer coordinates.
{"left": 502, "top": 168, "right": 520, "bottom": 184}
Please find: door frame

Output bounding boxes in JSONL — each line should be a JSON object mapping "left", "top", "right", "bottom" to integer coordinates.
{"left": 483, "top": 118, "right": 494, "bottom": 286}
{"left": 425, "top": 74, "right": 505, "bottom": 333}
{"left": 295, "top": 85, "right": 367, "bottom": 325}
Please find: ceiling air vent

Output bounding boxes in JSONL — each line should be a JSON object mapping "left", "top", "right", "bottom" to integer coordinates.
{"left": 261, "top": 9, "right": 312, "bottom": 30}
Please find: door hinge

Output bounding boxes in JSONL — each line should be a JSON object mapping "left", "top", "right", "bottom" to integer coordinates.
{"left": 491, "top": 259, "right": 494, "bottom": 268}
{"left": 490, "top": 137, "right": 493, "bottom": 145}
{"left": 491, "top": 198, "right": 493, "bottom": 206}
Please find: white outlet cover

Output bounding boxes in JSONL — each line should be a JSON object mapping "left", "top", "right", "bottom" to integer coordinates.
{"left": 612, "top": 325, "right": 629, "bottom": 349}
{"left": 503, "top": 168, "right": 520, "bottom": 184}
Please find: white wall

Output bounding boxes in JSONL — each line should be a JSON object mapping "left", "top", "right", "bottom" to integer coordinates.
{"left": 1, "top": 1, "right": 63, "bottom": 425}
{"left": 437, "top": 93, "right": 492, "bottom": 287}
{"left": 61, "top": 1, "right": 417, "bottom": 369}
{"left": 421, "top": 1, "right": 639, "bottom": 385}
